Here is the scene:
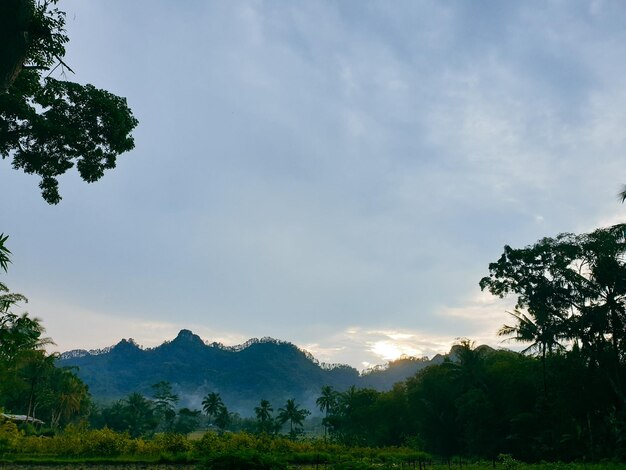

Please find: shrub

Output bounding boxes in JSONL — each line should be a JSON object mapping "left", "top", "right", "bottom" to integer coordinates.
{"left": 332, "top": 461, "right": 377, "bottom": 470}
{"left": 197, "top": 450, "right": 287, "bottom": 470}
{"left": 82, "top": 428, "right": 130, "bottom": 456}
{"left": 0, "top": 421, "right": 21, "bottom": 454}
{"left": 152, "top": 432, "right": 191, "bottom": 454}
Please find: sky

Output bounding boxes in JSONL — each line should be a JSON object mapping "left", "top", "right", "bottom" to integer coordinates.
{"left": 2, "top": 0, "right": 626, "bottom": 370}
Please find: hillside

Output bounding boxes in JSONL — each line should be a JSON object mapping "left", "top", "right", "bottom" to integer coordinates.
{"left": 60, "top": 329, "right": 442, "bottom": 415}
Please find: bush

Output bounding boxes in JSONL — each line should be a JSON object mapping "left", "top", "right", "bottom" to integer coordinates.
{"left": 152, "top": 432, "right": 191, "bottom": 454}
{"left": 82, "top": 428, "right": 130, "bottom": 456}
{"left": 332, "top": 461, "right": 378, "bottom": 470}
{"left": 0, "top": 421, "right": 21, "bottom": 454}
{"left": 197, "top": 450, "right": 287, "bottom": 470}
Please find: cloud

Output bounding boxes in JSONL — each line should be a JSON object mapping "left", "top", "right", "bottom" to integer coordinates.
{"left": 2, "top": 1, "right": 626, "bottom": 370}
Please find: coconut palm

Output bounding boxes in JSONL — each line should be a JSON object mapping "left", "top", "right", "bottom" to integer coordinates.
{"left": 277, "top": 398, "right": 310, "bottom": 438}
{"left": 316, "top": 385, "right": 337, "bottom": 438}
{"left": 124, "top": 392, "right": 156, "bottom": 437}
{"left": 498, "top": 308, "right": 565, "bottom": 394}
{"left": 202, "top": 392, "right": 224, "bottom": 424}
{"left": 49, "top": 369, "right": 89, "bottom": 428}
{"left": 254, "top": 399, "right": 274, "bottom": 433}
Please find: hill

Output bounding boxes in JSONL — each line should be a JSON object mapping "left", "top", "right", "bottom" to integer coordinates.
{"left": 60, "top": 329, "right": 442, "bottom": 415}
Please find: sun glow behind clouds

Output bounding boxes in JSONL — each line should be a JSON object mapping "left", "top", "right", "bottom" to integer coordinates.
{"left": 370, "top": 340, "right": 421, "bottom": 361}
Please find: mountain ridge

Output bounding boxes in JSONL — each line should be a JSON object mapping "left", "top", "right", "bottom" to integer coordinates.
{"left": 59, "top": 329, "right": 448, "bottom": 416}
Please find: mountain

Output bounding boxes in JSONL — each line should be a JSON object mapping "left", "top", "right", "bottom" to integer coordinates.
{"left": 59, "top": 329, "right": 442, "bottom": 415}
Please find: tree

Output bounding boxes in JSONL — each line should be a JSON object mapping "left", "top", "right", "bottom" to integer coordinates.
{"left": 0, "top": 234, "right": 27, "bottom": 319}
{"left": 202, "top": 391, "right": 224, "bottom": 426}
{"left": 316, "top": 385, "right": 337, "bottom": 438}
{"left": 45, "top": 366, "right": 90, "bottom": 428}
{"left": 123, "top": 392, "right": 156, "bottom": 437}
{"left": 497, "top": 309, "right": 564, "bottom": 394}
{"left": 214, "top": 405, "right": 231, "bottom": 432}
{"left": 0, "top": 0, "right": 138, "bottom": 204}
{"left": 277, "top": 398, "right": 310, "bottom": 439}
{"left": 174, "top": 407, "right": 201, "bottom": 434}
{"left": 480, "top": 224, "right": 626, "bottom": 444}
{"left": 151, "top": 381, "right": 178, "bottom": 431}
{"left": 480, "top": 232, "right": 579, "bottom": 396}
{"left": 254, "top": 399, "right": 275, "bottom": 434}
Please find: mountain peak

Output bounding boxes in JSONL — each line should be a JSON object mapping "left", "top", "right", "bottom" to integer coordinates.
{"left": 171, "top": 329, "right": 205, "bottom": 346}
{"left": 110, "top": 338, "right": 142, "bottom": 355}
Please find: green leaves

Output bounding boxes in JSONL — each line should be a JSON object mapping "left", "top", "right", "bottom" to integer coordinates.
{"left": 0, "top": 0, "right": 137, "bottom": 203}
{"left": 0, "top": 234, "right": 11, "bottom": 275}
{"left": 3, "top": 77, "right": 138, "bottom": 204}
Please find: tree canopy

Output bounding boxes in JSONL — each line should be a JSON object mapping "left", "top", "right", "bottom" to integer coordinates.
{"left": 0, "top": 0, "right": 137, "bottom": 204}
{"left": 0, "top": 235, "right": 90, "bottom": 428}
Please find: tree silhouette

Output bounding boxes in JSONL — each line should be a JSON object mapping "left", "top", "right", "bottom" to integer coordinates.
{"left": 277, "top": 398, "right": 310, "bottom": 438}
{"left": 202, "top": 391, "right": 225, "bottom": 425}
{"left": 214, "top": 405, "right": 231, "bottom": 431}
{"left": 254, "top": 399, "right": 274, "bottom": 434}
{"left": 123, "top": 392, "right": 155, "bottom": 437}
{"left": 0, "top": 0, "right": 138, "bottom": 203}
{"left": 48, "top": 367, "right": 89, "bottom": 428}
{"left": 316, "top": 385, "right": 337, "bottom": 438}
{"left": 151, "top": 381, "right": 179, "bottom": 431}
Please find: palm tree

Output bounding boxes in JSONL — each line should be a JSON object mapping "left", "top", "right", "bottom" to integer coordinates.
{"left": 202, "top": 392, "right": 224, "bottom": 425}
{"left": 254, "top": 399, "right": 274, "bottom": 433}
{"left": 277, "top": 398, "right": 310, "bottom": 438}
{"left": 498, "top": 309, "right": 565, "bottom": 394}
{"left": 124, "top": 392, "right": 155, "bottom": 437}
{"left": 316, "top": 385, "right": 336, "bottom": 438}
{"left": 49, "top": 368, "right": 89, "bottom": 428}
{"left": 451, "top": 339, "right": 486, "bottom": 390}
{"left": 20, "top": 350, "right": 56, "bottom": 420}
{"left": 214, "top": 405, "right": 231, "bottom": 431}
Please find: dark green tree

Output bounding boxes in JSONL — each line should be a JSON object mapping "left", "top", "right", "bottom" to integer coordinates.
{"left": 481, "top": 224, "right": 626, "bottom": 401}
{"left": 151, "top": 381, "right": 179, "bottom": 431}
{"left": 316, "top": 385, "right": 336, "bottom": 438}
{"left": 0, "top": 234, "right": 90, "bottom": 428}
{"left": 174, "top": 407, "right": 201, "bottom": 434}
{"left": 123, "top": 392, "right": 156, "bottom": 437}
{"left": 277, "top": 398, "right": 310, "bottom": 439}
{"left": 214, "top": 404, "right": 231, "bottom": 431}
{"left": 0, "top": 0, "right": 138, "bottom": 204}
{"left": 201, "top": 391, "right": 224, "bottom": 426}
{"left": 254, "top": 399, "right": 275, "bottom": 434}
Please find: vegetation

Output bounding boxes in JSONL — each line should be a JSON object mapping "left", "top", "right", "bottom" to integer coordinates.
{"left": 0, "top": 424, "right": 623, "bottom": 469}
{"left": 3, "top": 225, "right": 626, "bottom": 464}
{"left": 0, "top": 234, "right": 91, "bottom": 430}
{"left": 57, "top": 329, "right": 440, "bottom": 412}
{"left": 0, "top": 0, "right": 137, "bottom": 203}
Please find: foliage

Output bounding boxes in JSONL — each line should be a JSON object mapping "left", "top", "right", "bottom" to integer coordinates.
{"left": 198, "top": 450, "right": 287, "bottom": 470}
{"left": 151, "top": 381, "right": 179, "bottom": 432}
{"left": 0, "top": 0, "right": 138, "bottom": 203}
{"left": 202, "top": 392, "right": 225, "bottom": 424}
{"left": 276, "top": 398, "right": 310, "bottom": 439}
{"left": 254, "top": 399, "right": 277, "bottom": 435}
{"left": 0, "top": 235, "right": 90, "bottom": 429}
{"left": 59, "top": 328, "right": 443, "bottom": 410}
{"left": 0, "top": 421, "right": 21, "bottom": 454}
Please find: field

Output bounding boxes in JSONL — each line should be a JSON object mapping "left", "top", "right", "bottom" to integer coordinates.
{"left": 0, "top": 462, "right": 625, "bottom": 469}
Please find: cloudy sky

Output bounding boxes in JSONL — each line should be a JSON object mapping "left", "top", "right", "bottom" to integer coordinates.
{"left": 2, "top": 0, "right": 626, "bottom": 369}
